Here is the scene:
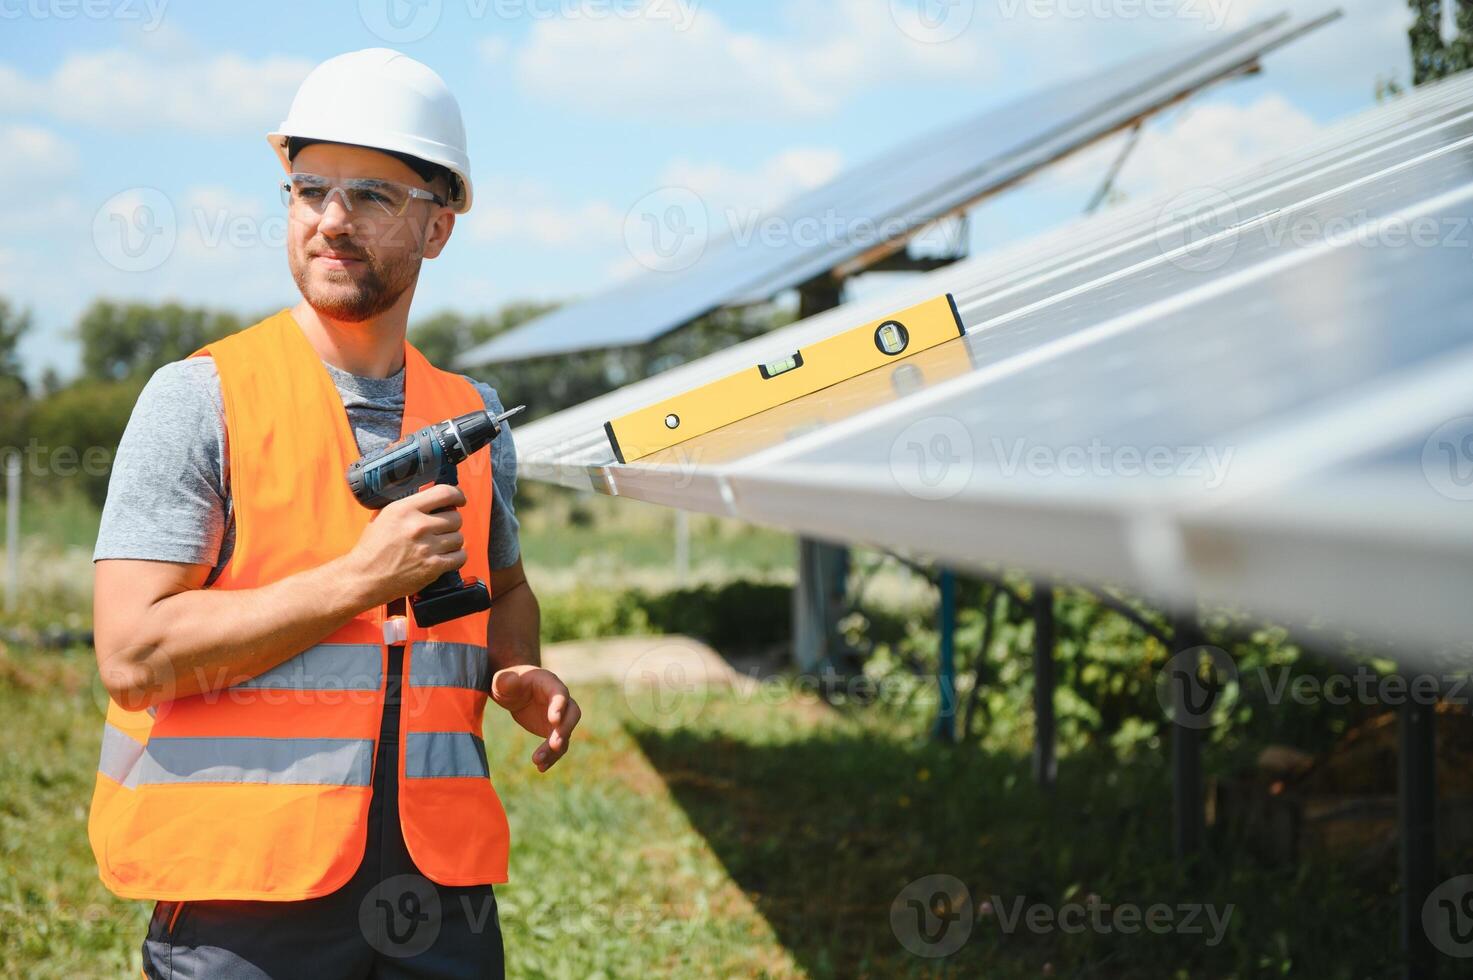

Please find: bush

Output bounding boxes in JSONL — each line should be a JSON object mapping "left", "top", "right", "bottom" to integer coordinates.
{"left": 539, "top": 580, "right": 790, "bottom": 651}
{"left": 640, "top": 580, "right": 790, "bottom": 650}
{"left": 539, "top": 587, "right": 654, "bottom": 643}
{"left": 26, "top": 378, "right": 145, "bottom": 509}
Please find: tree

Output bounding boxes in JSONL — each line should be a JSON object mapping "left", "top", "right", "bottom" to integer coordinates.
{"left": 0, "top": 299, "right": 32, "bottom": 454}
{"left": 1409, "top": 0, "right": 1473, "bottom": 85}
{"left": 75, "top": 300, "right": 241, "bottom": 384}
{"left": 438, "top": 301, "right": 797, "bottom": 424}
{"left": 0, "top": 298, "right": 32, "bottom": 394}
{"left": 28, "top": 377, "right": 145, "bottom": 509}
{"left": 409, "top": 300, "right": 561, "bottom": 369}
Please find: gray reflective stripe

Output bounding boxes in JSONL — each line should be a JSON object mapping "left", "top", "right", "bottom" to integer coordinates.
{"left": 97, "top": 722, "right": 145, "bottom": 785}
{"left": 408, "top": 642, "right": 491, "bottom": 692}
{"left": 127, "top": 736, "right": 374, "bottom": 787}
{"left": 229, "top": 643, "right": 381, "bottom": 691}
{"left": 405, "top": 732, "right": 489, "bottom": 780}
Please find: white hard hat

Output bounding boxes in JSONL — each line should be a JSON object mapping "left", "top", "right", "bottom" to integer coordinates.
{"left": 267, "top": 48, "right": 473, "bottom": 213}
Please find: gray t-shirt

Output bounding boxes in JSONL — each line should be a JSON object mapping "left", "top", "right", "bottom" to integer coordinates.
{"left": 93, "top": 354, "right": 520, "bottom": 585}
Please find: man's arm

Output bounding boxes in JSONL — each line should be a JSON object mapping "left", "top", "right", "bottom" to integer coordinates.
{"left": 95, "top": 483, "right": 471, "bottom": 710}
{"left": 485, "top": 557, "right": 582, "bottom": 772}
{"left": 468, "top": 377, "right": 579, "bottom": 770}
{"left": 488, "top": 558, "right": 539, "bottom": 669}
{"left": 94, "top": 555, "right": 375, "bottom": 709}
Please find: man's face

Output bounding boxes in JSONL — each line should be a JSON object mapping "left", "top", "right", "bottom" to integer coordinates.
{"left": 285, "top": 142, "right": 454, "bottom": 322}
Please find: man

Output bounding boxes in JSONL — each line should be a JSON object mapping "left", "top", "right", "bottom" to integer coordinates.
{"left": 87, "top": 49, "right": 578, "bottom": 979}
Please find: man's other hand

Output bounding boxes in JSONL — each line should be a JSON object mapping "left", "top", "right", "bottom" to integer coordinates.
{"left": 490, "top": 665, "right": 581, "bottom": 772}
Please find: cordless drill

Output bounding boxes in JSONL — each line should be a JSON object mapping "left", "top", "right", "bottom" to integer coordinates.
{"left": 347, "top": 404, "right": 525, "bottom": 627}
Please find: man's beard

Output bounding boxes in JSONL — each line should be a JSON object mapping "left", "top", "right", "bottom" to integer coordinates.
{"left": 290, "top": 239, "right": 421, "bottom": 322}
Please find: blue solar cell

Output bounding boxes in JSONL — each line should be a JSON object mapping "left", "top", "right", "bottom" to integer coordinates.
{"left": 457, "top": 12, "right": 1337, "bottom": 367}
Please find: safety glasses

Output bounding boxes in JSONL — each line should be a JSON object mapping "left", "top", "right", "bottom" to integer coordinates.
{"left": 279, "top": 172, "right": 447, "bottom": 217}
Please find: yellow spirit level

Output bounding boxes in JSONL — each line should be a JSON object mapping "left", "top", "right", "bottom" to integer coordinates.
{"left": 604, "top": 292, "right": 965, "bottom": 463}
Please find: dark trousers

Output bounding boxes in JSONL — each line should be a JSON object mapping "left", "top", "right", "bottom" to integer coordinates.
{"left": 142, "top": 640, "right": 505, "bottom": 980}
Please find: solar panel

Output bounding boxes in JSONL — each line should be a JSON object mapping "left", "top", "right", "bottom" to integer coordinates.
{"left": 456, "top": 11, "right": 1339, "bottom": 368}
{"left": 510, "top": 67, "right": 1473, "bottom": 654}
{"left": 516, "top": 68, "right": 1473, "bottom": 470}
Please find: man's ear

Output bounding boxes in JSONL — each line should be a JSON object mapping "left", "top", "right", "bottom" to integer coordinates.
{"left": 422, "top": 210, "right": 455, "bottom": 259}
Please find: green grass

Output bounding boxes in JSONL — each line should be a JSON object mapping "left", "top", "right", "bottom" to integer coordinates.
{"left": 0, "top": 642, "right": 1429, "bottom": 979}
{"left": 516, "top": 483, "right": 796, "bottom": 585}
{"left": 16, "top": 483, "right": 103, "bottom": 553}
{"left": 4, "top": 487, "right": 1460, "bottom": 976}
{"left": 0, "top": 644, "right": 799, "bottom": 979}
{"left": 621, "top": 683, "right": 1412, "bottom": 979}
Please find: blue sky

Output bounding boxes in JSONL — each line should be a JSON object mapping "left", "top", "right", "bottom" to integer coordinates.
{"left": 0, "top": 0, "right": 1418, "bottom": 382}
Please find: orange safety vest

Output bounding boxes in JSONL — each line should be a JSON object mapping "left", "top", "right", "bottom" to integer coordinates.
{"left": 88, "top": 309, "right": 509, "bottom": 901}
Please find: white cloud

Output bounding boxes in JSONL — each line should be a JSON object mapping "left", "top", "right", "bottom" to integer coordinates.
{"left": 600, "top": 253, "right": 646, "bottom": 285}
{"left": 0, "top": 48, "right": 312, "bottom": 134}
{"left": 30, "top": 182, "right": 285, "bottom": 342}
{"left": 478, "top": 35, "right": 511, "bottom": 64}
{"left": 0, "top": 124, "right": 85, "bottom": 234}
{"left": 504, "top": 0, "right": 997, "bottom": 121}
{"left": 1041, "top": 93, "right": 1321, "bottom": 204}
{"left": 1123, "top": 94, "right": 1321, "bottom": 195}
{"left": 469, "top": 144, "right": 843, "bottom": 250}
{"left": 175, "top": 186, "right": 282, "bottom": 258}
{"left": 0, "top": 123, "right": 80, "bottom": 182}
{"left": 659, "top": 146, "right": 844, "bottom": 221}
{"left": 469, "top": 176, "right": 625, "bottom": 248}
{"left": 1221, "top": 0, "right": 1415, "bottom": 96}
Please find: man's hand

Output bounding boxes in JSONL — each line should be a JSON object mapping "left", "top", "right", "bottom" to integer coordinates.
{"left": 490, "top": 665, "right": 581, "bottom": 772}
{"left": 342, "top": 484, "right": 469, "bottom": 608}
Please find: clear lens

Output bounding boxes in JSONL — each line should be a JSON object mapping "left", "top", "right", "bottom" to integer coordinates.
{"left": 281, "top": 173, "right": 422, "bottom": 216}
{"left": 345, "top": 180, "right": 411, "bottom": 214}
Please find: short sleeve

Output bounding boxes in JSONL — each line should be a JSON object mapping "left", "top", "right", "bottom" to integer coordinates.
{"left": 93, "top": 357, "right": 229, "bottom": 567}
{"left": 460, "top": 375, "right": 521, "bottom": 570}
